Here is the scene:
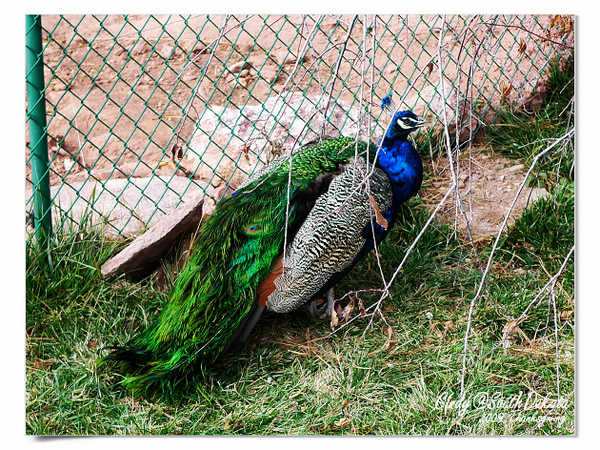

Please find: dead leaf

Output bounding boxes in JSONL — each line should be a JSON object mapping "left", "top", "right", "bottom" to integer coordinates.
{"left": 560, "top": 310, "right": 574, "bottom": 323}
{"left": 502, "top": 317, "right": 524, "bottom": 336}
{"left": 384, "top": 325, "right": 397, "bottom": 351}
{"left": 334, "top": 418, "right": 351, "bottom": 428}
{"left": 499, "top": 81, "right": 513, "bottom": 101}
{"left": 171, "top": 143, "right": 183, "bottom": 161}
{"left": 443, "top": 320, "right": 456, "bottom": 333}
{"left": 32, "top": 360, "right": 55, "bottom": 371}
{"left": 358, "top": 297, "right": 368, "bottom": 318}
{"left": 501, "top": 316, "right": 529, "bottom": 351}
{"left": 153, "top": 267, "right": 168, "bottom": 291}
{"left": 426, "top": 61, "right": 434, "bottom": 76}
{"left": 330, "top": 297, "right": 355, "bottom": 329}
{"left": 547, "top": 15, "right": 574, "bottom": 38}
{"left": 490, "top": 376, "right": 505, "bottom": 385}
{"left": 242, "top": 145, "right": 251, "bottom": 163}
{"left": 518, "top": 38, "right": 527, "bottom": 54}
{"left": 369, "top": 194, "right": 389, "bottom": 229}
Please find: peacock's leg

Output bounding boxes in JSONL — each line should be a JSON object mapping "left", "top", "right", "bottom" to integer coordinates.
{"left": 237, "top": 305, "right": 266, "bottom": 344}
{"left": 309, "top": 288, "right": 335, "bottom": 319}
{"left": 220, "top": 305, "right": 266, "bottom": 356}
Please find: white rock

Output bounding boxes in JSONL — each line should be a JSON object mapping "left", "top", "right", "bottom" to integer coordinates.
{"left": 101, "top": 196, "right": 205, "bottom": 281}
{"left": 26, "top": 176, "right": 209, "bottom": 238}
{"left": 507, "top": 164, "right": 526, "bottom": 173}
{"left": 186, "top": 92, "right": 367, "bottom": 188}
{"left": 260, "top": 65, "right": 279, "bottom": 84}
{"left": 401, "top": 80, "right": 458, "bottom": 125}
{"left": 227, "top": 60, "right": 250, "bottom": 74}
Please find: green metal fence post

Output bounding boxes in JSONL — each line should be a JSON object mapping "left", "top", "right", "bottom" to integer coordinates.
{"left": 26, "top": 15, "right": 52, "bottom": 247}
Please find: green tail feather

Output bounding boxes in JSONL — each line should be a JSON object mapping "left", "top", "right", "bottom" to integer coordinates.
{"left": 101, "top": 137, "right": 373, "bottom": 399}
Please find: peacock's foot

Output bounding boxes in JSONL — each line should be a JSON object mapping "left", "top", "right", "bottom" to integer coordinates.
{"left": 308, "top": 288, "right": 334, "bottom": 319}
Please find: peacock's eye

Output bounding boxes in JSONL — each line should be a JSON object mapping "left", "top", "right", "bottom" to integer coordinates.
{"left": 397, "top": 115, "right": 424, "bottom": 130}
{"left": 397, "top": 118, "right": 413, "bottom": 129}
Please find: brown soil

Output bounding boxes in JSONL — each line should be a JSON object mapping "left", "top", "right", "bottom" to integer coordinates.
{"left": 426, "top": 152, "right": 549, "bottom": 238}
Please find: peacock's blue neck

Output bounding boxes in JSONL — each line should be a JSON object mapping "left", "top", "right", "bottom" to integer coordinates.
{"left": 377, "top": 135, "right": 423, "bottom": 207}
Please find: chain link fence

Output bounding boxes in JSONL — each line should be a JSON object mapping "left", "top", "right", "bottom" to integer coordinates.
{"left": 25, "top": 14, "right": 574, "bottom": 241}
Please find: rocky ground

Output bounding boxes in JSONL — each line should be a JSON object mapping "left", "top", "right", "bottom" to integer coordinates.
{"left": 27, "top": 14, "right": 562, "bottom": 239}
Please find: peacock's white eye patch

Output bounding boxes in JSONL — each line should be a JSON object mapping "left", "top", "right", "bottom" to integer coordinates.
{"left": 397, "top": 117, "right": 415, "bottom": 129}
{"left": 397, "top": 115, "right": 427, "bottom": 130}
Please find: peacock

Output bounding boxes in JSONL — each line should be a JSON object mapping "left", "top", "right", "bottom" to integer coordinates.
{"left": 101, "top": 109, "right": 428, "bottom": 399}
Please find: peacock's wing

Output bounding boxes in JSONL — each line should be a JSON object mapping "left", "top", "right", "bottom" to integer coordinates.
{"left": 100, "top": 177, "right": 294, "bottom": 397}
{"left": 264, "top": 156, "right": 394, "bottom": 313}
{"left": 101, "top": 137, "right": 374, "bottom": 398}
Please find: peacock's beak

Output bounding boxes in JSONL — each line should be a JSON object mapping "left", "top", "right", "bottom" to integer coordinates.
{"left": 415, "top": 116, "right": 430, "bottom": 128}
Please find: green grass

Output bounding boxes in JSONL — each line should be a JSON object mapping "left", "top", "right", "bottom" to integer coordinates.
{"left": 26, "top": 192, "right": 574, "bottom": 434}
{"left": 498, "top": 179, "right": 574, "bottom": 275}
{"left": 26, "top": 50, "right": 575, "bottom": 436}
{"left": 484, "top": 52, "right": 574, "bottom": 189}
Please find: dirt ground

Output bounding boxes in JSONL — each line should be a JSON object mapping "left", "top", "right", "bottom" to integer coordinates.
{"left": 27, "top": 14, "right": 569, "bottom": 237}
{"left": 427, "top": 152, "right": 549, "bottom": 238}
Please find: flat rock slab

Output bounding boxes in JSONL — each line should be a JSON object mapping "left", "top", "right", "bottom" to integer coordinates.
{"left": 26, "top": 176, "right": 212, "bottom": 238}
{"left": 101, "top": 196, "right": 204, "bottom": 281}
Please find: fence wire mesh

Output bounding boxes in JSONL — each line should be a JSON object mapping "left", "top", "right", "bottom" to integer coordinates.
{"left": 25, "top": 14, "right": 573, "bottom": 240}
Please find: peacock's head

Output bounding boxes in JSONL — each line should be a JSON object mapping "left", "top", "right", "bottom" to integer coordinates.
{"left": 386, "top": 110, "right": 429, "bottom": 139}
